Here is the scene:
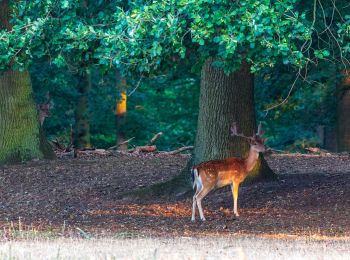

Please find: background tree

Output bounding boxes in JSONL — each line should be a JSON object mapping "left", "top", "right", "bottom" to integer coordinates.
{"left": 337, "top": 71, "right": 350, "bottom": 152}
{"left": 1, "top": 0, "right": 349, "bottom": 174}
{"left": 115, "top": 72, "right": 128, "bottom": 151}
{"left": 0, "top": 0, "right": 55, "bottom": 164}
{"left": 0, "top": 0, "right": 126, "bottom": 157}
{"left": 74, "top": 68, "right": 92, "bottom": 149}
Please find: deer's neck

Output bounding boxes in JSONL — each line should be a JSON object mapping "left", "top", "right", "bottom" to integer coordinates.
{"left": 245, "top": 148, "right": 260, "bottom": 172}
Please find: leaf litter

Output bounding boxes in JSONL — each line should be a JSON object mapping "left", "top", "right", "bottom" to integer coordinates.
{"left": 0, "top": 152, "right": 349, "bottom": 239}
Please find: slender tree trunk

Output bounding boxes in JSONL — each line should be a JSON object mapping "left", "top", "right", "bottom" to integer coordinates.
{"left": 75, "top": 68, "right": 92, "bottom": 149}
{"left": 0, "top": 0, "right": 55, "bottom": 164}
{"left": 115, "top": 72, "right": 128, "bottom": 151}
{"left": 337, "top": 71, "right": 350, "bottom": 152}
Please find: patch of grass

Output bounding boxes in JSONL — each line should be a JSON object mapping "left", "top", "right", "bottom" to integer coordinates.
{"left": 0, "top": 235, "right": 348, "bottom": 259}
{"left": 113, "top": 231, "right": 142, "bottom": 239}
{"left": 0, "top": 219, "right": 61, "bottom": 241}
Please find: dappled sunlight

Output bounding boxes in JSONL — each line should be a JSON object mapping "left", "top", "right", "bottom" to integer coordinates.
{"left": 87, "top": 203, "right": 191, "bottom": 218}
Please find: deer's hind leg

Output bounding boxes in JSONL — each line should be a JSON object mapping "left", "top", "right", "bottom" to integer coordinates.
{"left": 195, "top": 186, "right": 212, "bottom": 221}
{"left": 191, "top": 168, "right": 202, "bottom": 221}
{"left": 191, "top": 188, "right": 200, "bottom": 221}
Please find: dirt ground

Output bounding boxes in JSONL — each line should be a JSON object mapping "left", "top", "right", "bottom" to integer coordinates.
{"left": 0, "top": 152, "right": 349, "bottom": 239}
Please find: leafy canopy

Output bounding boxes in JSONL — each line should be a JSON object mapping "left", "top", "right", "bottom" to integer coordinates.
{"left": 0, "top": 0, "right": 349, "bottom": 74}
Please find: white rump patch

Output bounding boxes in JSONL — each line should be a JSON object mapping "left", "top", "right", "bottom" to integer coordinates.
{"left": 193, "top": 168, "right": 203, "bottom": 191}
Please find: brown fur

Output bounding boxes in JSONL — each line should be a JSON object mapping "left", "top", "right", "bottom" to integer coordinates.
{"left": 194, "top": 158, "right": 248, "bottom": 187}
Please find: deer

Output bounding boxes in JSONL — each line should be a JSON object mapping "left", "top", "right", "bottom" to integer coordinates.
{"left": 191, "top": 122, "right": 267, "bottom": 221}
{"left": 37, "top": 92, "right": 52, "bottom": 126}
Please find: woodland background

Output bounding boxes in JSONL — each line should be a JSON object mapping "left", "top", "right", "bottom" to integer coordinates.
{"left": 0, "top": 1, "right": 349, "bottom": 258}
{"left": 0, "top": 0, "right": 349, "bottom": 163}
{"left": 32, "top": 59, "right": 340, "bottom": 152}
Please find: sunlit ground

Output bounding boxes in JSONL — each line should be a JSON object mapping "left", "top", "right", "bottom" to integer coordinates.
{"left": 0, "top": 235, "right": 349, "bottom": 260}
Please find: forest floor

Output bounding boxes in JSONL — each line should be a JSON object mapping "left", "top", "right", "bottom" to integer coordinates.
{"left": 0, "top": 152, "right": 349, "bottom": 241}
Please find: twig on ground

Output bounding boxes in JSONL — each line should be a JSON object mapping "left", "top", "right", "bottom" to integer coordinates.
{"left": 161, "top": 146, "right": 194, "bottom": 155}
{"left": 107, "top": 137, "right": 135, "bottom": 150}
{"left": 266, "top": 148, "right": 288, "bottom": 154}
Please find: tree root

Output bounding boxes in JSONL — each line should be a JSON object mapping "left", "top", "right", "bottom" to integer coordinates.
{"left": 122, "top": 159, "right": 194, "bottom": 201}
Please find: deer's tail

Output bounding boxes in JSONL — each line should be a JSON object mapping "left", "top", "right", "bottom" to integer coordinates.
{"left": 191, "top": 167, "right": 201, "bottom": 191}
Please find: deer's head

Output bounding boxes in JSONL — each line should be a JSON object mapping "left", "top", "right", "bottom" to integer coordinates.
{"left": 230, "top": 121, "right": 267, "bottom": 153}
{"left": 38, "top": 92, "right": 52, "bottom": 126}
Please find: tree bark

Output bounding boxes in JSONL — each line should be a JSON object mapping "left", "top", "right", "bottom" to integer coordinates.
{"left": 0, "top": 70, "right": 56, "bottom": 164}
{"left": 74, "top": 68, "right": 92, "bottom": 149}
{"left": 336, "top": 71, "right": 350, "bottom": 152}
{"left": 0, "top": 0, "right": 55, "bottom": 164}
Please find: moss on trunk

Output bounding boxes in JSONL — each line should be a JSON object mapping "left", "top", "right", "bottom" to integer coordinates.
{"left": 0, "top": 0, "right": 55, "bottom": 165}
{"left": 0, "top": 70, "right": 55, "bottom": 164}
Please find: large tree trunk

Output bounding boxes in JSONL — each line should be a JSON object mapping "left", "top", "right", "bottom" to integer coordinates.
{"left": 336, "top": 71, "right": 350, "bottom": 152}
{"left": 193, "top": 58, "right": 274, "bottom": 181}
{"left": 74, "top": 69, "right": 92, "bottom": 149}
{"left": 0, "top": 70, "right": 55, "bottom": 164}
{"left": 132, "top": 58, "right": 275, "bottom": 198}
{"left": 0, "top": 0, "right": 55, "bottom": 165}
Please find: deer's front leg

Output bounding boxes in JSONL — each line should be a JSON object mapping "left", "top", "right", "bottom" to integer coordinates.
{"left": 231, "top": 183, "right": 240, "bottom": 217}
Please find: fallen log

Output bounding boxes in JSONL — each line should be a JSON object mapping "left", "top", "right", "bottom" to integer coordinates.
{"left": 304, "top": 147, "right": 331, "bottom": 155}
{"left": 107, "top": 137, "right": 135, "bottom": 150}
{"left": 128, "top": 145, "right": 157, "bottom": 153}
{"left": 73, "top": 149, "right": 113, "bottom": 156}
